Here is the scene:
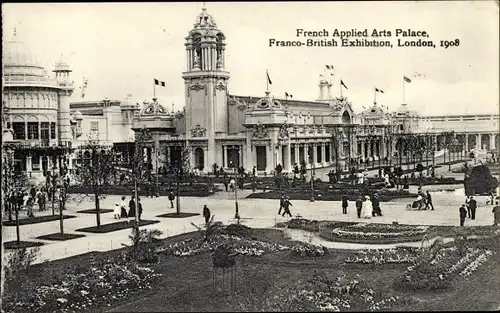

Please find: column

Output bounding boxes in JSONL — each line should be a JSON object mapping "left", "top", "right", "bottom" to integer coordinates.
{"left": 321, "top": 142, "right": 326, "bottom": 166}
{"left": 362, "top": 141, "right": 366, "bottom": 160}
{"left": 464, "top": 134, "right": 469, "bottom": 151}
{"left": 26, "top": 155, "right": 33, "bottom": 172}
{"left": 276, "top": 144, "right": 282, "bottom": 169}
{"left": 476, "top": 134, "right": 481, "bottom": 150}
{"left": 303, "top": 143, "right": 309, "bottom": 165}
{"left": 266, "top": 144, "right": 272, "bottom": 173}
{"left": 203, "top": 147, "right": 209, "bottom": 172}
{"left": 313, "top": 143, "right": 318, "bottom": 166}
{"left": 239, "top": 145, "right": 243, "bottom": 167}
{"left": 223, "top": 145, "right": 227, "bottom": 168}
{"left": 294, "top": 143, "right": 299, "bottom": 166}
{"left": 286, "top": 142, "right": 292, "bottom": 171}
{"left": 490, "top": 134, "right": 495, "bottom": 150}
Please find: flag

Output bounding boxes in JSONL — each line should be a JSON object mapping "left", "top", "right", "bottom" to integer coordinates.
{"left": 403, "top": 76, "right": 412, "bottom": 83}
{"left": 285, "top": 92, "right": 293, "bottom": 98}
{"left": 154, "top": 78, "right": 166, "bottom": 87}
{"left": 325, "top": 65, "right": 334, "bottom": 70}
{"left": 341, "top": 80, "right": 348, "bottom": 90}
{"left": 266, "top": 70, "right": 272, "bottom": 85}
{"left": 375, "top": 88, "right": 384, "bottom": 93}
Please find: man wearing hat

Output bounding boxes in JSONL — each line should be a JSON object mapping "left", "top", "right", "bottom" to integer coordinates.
{"left": 469, "top": 196, "right": 477, "bottom": 220}
{"left": 459, "top": 204, "right": 467, "bottom": 226}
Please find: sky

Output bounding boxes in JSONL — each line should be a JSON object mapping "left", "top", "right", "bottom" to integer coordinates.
{"left": 2, "top": 1, "right": 499, "bottom": 116}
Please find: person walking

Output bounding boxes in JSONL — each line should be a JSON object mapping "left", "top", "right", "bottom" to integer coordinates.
{"left": 229, "top": 178, "right": 236, "bottom": 192}
{"left": 113, "top": 203, "right": 121, "bottom": 219}
{"left": 37, "top": 189, "right": 46, "bottom": 212}
{"left": 469, "top": 196, "right": 477, "bottom": 220}
{"left": 137, "top": 197, "right": 143, "bottom": 220}
{"left": 371, "top": 193, "right": 382, "bottom": 216}
{"left": 168, "top": 191, "right": 175, "bottom": 208}
{"left": 203, "top": 204, "right": 211, "bottom": 225}
{"left": 278, "top": 194, "right": 285, "bottom": 215}
{"left": 424, "top": 191, "right": 434, "bottom": 210}
{"left": 465, "top": 196, "right": 471, "bottom": 218}
{"left": 355, "top": 196, "right": 363, "bottom": 218}
{"left": 459, "top": 204, "right": 467, "bottom": 226}
{"left": 119, "top": 196, "right": 128, "bottom": 218}
{"left": 128, "top": 196, "right": 136, "bottom": 219}
{"left": 25, "top": 195, "right": 35, "bottom": 218}
{"left": 341, "top": 194, "right": 348, "bottom": 214}
{"left": 223, "top": 175, "right": 229, "bottom": 192}
{"left": 362, "top": 195, "right": 372, "bottom": 219}
{"left": 282, "top": 197, "right": 293, "bottom": 217}
{"left": 492, "top": 201, "right": 500, "bottom": 226}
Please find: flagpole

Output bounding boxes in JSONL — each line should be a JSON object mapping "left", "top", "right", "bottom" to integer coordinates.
{"left": 266, "top": 69, "right": 269, "bottom": 92}
{"left": 153, "top": 80, "right": 156, "bottom": 99}
{"left": 340, "top": 78, "right": 342, "bottom": 98}
{"left": 402, "top": 78, "right": 405, "bottom": 104}
{"left": 374, "top": 87, "right": 376, "bottom": 104}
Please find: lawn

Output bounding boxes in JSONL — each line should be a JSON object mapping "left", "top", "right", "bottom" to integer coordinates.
{"left": 2, "top": 224, "right": 499, "bottom": 312}
{"left": 2, "top": 215, "right": 76, "bottom": 226}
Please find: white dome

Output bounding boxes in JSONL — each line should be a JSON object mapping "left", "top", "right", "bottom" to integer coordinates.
{"left": 3, "top": 30, "right": 41, "bottom": 67}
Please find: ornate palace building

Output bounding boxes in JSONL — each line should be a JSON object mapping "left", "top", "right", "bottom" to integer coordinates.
{"left": 3, "top": 8, "right": 499, "bottom": 179}
{"left": 2, "top": 30, "right": 83, "bottom": 180}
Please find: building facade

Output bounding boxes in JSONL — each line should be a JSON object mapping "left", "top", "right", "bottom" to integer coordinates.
{"left": 3, "top": 9, "right": 499, "bottom": 180}
{"left": 2, "top": 30, "right": 83, "bottom": 181}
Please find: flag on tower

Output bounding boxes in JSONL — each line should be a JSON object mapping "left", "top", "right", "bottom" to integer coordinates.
{"left": 266, "top": 70, "right": 272, "bottom": 85}
{"left": 341, "top": 80, "right": 348, "bottom": 90}
{"left": 154, "top": 78, "right": 166, "bottom": 87}
{"left": 403, "top": 76, "right": 412, "bottom": 83}
{"left": 375, "top": 88, "right": 384, "bottom": 93}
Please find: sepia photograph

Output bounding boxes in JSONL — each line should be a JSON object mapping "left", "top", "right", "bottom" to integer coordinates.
{"left": 1, "top": 1, "right": 499, "bottom": 312}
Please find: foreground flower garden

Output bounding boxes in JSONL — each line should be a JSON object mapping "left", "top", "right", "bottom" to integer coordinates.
{"left": 3, "top": 222, "right": 500, "bottom": 312}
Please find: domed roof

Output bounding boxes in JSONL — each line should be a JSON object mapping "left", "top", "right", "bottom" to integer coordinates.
{"left": 253, "top": 91, "right": 283, "bottom": 110}
{"left": 194, "top": 7, "right": 217, "bottom": 29}
{"left": 3, "top": 29, "right": 41, "bottom": 68}
{"left": 138, "top": 98, "right": 170, "bottom": 117}
{"left": 362, "top": 103, "right": 385, "bottom": 116}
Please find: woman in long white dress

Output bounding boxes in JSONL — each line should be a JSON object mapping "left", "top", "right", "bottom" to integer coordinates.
{"left": 362, "top": 195, "right": 372, "bottom": 219}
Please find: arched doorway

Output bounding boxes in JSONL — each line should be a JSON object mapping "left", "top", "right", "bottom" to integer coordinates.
{"left": 481, "top": 134, "right": 490, "bottom": 150}
{"left": 467, "top": 135, "right": 476, "bottom": 151}
{"left": 342, "top": 111, "right": 351, "bottom": 124}
{"left": 194, "top": 147, "right": 204, "bottom": 170}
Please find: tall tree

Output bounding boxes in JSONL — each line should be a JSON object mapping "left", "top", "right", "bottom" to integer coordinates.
{"left": 73, "top": 143, "right": 116, "bottom": 228}
{"left": 167, "top": 144, "right": 191, "bottom": 215}
{"left": 2, "top": 147, "right": 27, "bottom": 243}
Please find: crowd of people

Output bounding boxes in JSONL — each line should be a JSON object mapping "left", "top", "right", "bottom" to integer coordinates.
{"left": 112, "top": 195, "right": 143, "bottom": 221}
{"left": 4, "top": 185, "right": 65, "bottom": 219}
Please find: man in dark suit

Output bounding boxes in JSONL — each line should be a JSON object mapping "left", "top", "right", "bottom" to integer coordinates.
{"left": 469, "top": 196, "right": 477, "bottom": 220}
{"left": 459, "top": 204, "right": 467, "bottom": 226}
{"left": 424, "top": 191, "right": 434, "bottom": 210}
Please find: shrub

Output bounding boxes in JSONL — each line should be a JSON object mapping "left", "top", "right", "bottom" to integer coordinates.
{"left": 4, "top": 247, "right": 40, "bottom": 281}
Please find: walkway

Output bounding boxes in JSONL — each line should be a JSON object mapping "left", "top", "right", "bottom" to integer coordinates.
{"left": 2, "top": 180, "right": 495, "bottom": 265}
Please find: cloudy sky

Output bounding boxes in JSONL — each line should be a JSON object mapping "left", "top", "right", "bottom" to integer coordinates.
{"left": 2, "top": 1, "right": 499, "bottom": 115}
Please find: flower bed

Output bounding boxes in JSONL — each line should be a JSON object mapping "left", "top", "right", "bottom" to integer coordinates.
{"left": 274, "top": 272, "right": 400, "bottom": 312}
{"left": 393, "top": 243, "right": 496, "bottom": 291}
{"left": 247, "top": 190, "right": 417, "bottom": 202}
{"left": 344, "top": 247, "right": 420, "bottom": 265}
{"left": 323, "top": 223, "right": 428, "bottom": 244}
{"left": 155, "top": 233, "right": 290, "bottom": 257}
{"left": 2, "top": 257, "right": 162, "bottom": 313}
{"left": 291, "top": 243, "right": 329, "bottom": 257}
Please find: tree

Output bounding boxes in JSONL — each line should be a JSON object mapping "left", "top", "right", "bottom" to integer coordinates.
{"left": 464, "top": 164, "right": 499, "bottom": 196}
{"left": 2, "top": 148, "right": 27, "bottom": 244}
{"left": 73, "top": 143, "right": 116, "bottom": 228}
{"left": 166, "top": 143, "right": 190, "bottom": 215}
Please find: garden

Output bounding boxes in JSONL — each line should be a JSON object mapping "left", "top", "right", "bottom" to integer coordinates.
{"left": 2, "top": 222, "right": 499, "bottom": 312}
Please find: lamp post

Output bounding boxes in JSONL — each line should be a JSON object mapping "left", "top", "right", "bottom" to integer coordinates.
{"left": 233, "top": 165, "right": 240, "bottom": 220}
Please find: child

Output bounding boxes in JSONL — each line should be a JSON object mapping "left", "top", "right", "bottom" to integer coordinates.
{"left": 113, "top": 203, "right": 121, "bottom": 219}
